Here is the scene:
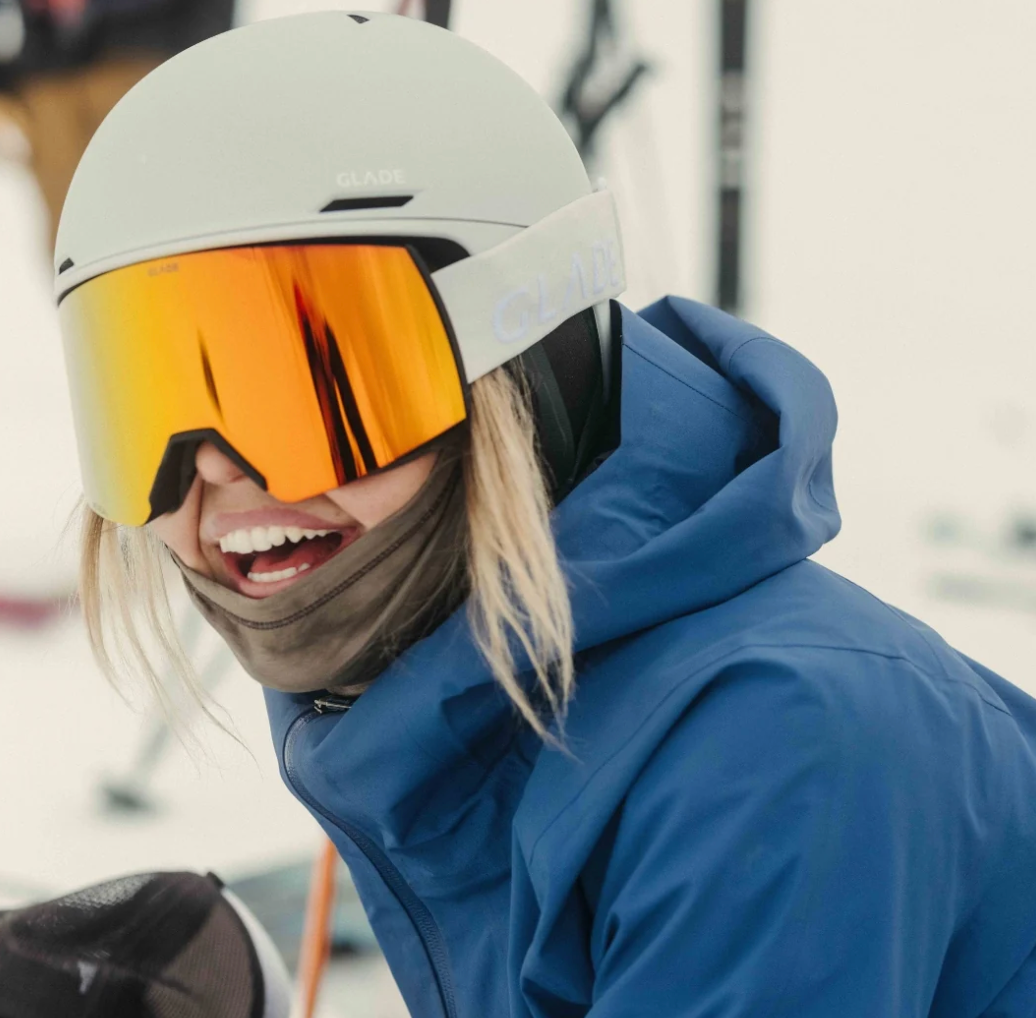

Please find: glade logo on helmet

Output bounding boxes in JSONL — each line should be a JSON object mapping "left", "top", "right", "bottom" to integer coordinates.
{"left": 336, "top": 169, "right": 408, "bottom": 188}
{"left": 493, "top": 240, "right": 622, "bottom": 344}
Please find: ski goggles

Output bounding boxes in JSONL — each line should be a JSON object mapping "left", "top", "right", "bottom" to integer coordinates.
{"left": 58, "top": 190, "right": 626, "bottom": 525}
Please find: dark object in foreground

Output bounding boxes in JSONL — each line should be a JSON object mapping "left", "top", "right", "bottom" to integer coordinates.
{"left": 0, "top": 870, "right": 291, "bottom": 1017}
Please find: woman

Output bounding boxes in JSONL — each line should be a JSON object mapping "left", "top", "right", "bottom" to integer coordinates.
{"left": 55, "top": 13, "right": 1036, "bottom": 1018}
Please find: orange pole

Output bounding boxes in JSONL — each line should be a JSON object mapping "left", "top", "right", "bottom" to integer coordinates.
{"left": 294, "top": 838, "right": 339, "bottom": 1018}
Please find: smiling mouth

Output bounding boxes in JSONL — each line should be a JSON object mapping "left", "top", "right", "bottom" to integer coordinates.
{"left": 219, "top": 525, "right": 359, "bottom": 589}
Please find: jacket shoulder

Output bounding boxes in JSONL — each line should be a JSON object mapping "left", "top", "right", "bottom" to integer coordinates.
{"left": 518, "top": 560, "right": 1018, "bottom": 879}
{"left": 695, "top": 559, "right": 1013, "bottom": 717}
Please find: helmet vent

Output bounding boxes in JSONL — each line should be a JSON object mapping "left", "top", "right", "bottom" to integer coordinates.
{"left": 347, "top": 14, "right": 370, "bottom": 24}
{"left": 58, "top": 257, "right": 74, "bottom": 274}
{"left": 320, "top": 195, "right": 414, "bottom": 213}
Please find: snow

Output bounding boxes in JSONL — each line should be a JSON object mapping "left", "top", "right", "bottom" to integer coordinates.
{"left": 0, "top": 2, "right": 1033, "bottom": 1015}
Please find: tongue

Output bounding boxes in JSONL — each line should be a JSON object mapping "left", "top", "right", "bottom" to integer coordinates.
{"left": 249, "top": 534, "right": 342, "bottom": 576}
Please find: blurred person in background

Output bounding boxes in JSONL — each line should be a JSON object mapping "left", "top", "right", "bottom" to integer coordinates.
{"left": 0, "top": 870, "right": 292, "bottom": 1017}
{"left": 0, "top": 0, "right": 234, "bottom": 248}
{"left": 51, "top": 11, "right": 1036, "bottom": 1018}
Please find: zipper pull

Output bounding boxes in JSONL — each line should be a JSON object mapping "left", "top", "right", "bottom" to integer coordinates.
{"left": 313, "top": 695, "right": 356, "bottom": 715}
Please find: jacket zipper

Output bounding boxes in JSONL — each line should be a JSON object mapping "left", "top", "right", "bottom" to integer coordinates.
{"left": 312, "top": 695, "right": 356, "bottom": 714}
{"left": 283, "top": 708, "right": 458, "bottom": 1018}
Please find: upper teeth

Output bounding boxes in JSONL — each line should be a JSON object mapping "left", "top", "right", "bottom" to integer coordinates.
{"left": 218, "top": 526, "right": 333, "bottom": 555}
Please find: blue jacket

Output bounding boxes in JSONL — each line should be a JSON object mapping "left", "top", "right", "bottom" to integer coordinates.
{"left": 266, "top": 298, "right": 1036, "bottom": 1017}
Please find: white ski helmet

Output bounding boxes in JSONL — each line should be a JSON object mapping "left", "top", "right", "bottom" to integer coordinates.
{"left": 56, "top": 11, "right": 627, "bottom": 506}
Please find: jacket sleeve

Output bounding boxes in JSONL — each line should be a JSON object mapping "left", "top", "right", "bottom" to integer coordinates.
{"left": 584, "top": 653, "right": 960, "bottom": 1018}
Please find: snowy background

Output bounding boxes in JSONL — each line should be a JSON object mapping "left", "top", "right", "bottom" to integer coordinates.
{"left": 1, "top": 1, "right": 1034, "bottom": 1014}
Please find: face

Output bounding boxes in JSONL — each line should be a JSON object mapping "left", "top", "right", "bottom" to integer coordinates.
{"left": 150, "top": 442, "right": 436, "bottom": 598}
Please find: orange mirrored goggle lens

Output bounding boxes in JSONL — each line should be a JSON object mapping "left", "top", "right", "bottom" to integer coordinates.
{"left": 59, "top": 242, "right": 468, "bottom": 525}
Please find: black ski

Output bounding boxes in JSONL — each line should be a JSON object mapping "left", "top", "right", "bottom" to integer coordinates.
{"left": 560, "top": 0, "right": 651, "bottom": 166}
{"left": 395, "top": 0, "right": 450, "bottom": 28}
{"left": 717, "top": 0, "right": 749, "bottom": 313}
{"left": 424, "top": 0, "right": 452, "bottom": 29}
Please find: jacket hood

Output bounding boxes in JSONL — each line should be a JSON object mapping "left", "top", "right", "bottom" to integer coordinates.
{"left": 557, "top": 296, "right": 840, "bottom": 650}
{"left": 265, "top": 296, "right": 841, "bottom": 835}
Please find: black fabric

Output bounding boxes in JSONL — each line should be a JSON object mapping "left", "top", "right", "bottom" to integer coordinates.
{"left": 518, "top": 305, "right": 620, "bottom": 502}
{"left": 541, "top": 310, "right": 601, "bottom": 453}
{"left": 0, "top": 872, "right": 265, "bottom": 1018}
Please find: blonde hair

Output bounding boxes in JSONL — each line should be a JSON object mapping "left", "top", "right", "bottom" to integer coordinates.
{"left": 79, "top": 366, "right": 575, "bottom": 742}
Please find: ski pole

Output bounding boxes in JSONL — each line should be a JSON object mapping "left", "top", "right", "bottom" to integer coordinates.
{"left": 293, "top": 838, "right": 339, "bottom": 1018}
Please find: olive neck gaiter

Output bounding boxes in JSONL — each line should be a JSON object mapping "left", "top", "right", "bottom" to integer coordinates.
{"left": 175, "top": 455, "right": 467, "bottom": 696}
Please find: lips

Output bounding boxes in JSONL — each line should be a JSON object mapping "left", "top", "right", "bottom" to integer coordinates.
{"left": 229, "top": 531, "right": 345, "bottom": 582}
{"left": 212, "top": 519, "right": 363, "bottom": 597}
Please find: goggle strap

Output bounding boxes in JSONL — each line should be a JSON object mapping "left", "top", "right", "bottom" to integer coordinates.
{"left": 431, "top": 189, "right": 627, "bottom": 383}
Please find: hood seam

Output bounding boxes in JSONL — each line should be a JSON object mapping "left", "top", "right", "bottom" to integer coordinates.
{"left": 724, "top": 333, "right": 775, "bottom": 373}
{"left": 625, "top": 344, "right": 754, "bottom": 423}
{"left": 724, "top": 333, "right": 838, "bottom": 514}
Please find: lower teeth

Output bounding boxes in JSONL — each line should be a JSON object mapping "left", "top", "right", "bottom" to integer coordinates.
{"left": 247, "top": 563, "right": 311, "bottom": 584}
